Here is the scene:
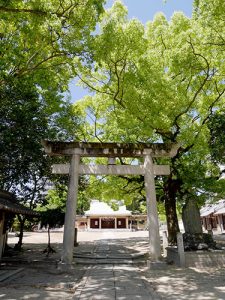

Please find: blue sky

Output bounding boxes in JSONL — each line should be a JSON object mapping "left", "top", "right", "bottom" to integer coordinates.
{"left": 69, "top": 0, "right": 194, "bottom": 102}
{"left": 106, "top": 0, "right": 193, "bottom": 21}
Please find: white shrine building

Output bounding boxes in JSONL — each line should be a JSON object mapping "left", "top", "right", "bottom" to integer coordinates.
{"left": 76, "top": 200, "right": 147, "bottom": 230}
{"left": 85, "top": 200, "right": 131, "bottom": 230}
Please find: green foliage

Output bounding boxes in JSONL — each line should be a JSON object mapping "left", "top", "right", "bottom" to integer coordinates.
{"left": 208, "top": 112, "right": 225, "bottom": 164}
{"left": 77, "top": 175, "right": 91, "bottom": 214}
{"left": 0, "top": 0, "right": 105, "bottom": 99}
{"left": 38, "top": 189, "right": 65, "bottom": 229}
{"left": 74, "top": 0, "right": 225, "bottom": 217}
{"left": 0, "top": 0, "right": 103, "bottom": 211}
{"left": 49, "top": 102, "right": 87, "bottom": 141}
{"left": 78, "top": 5, "right": 223, "bottom": 145}
{"left": 0, "top": 78, "right": 51, "bottom": 203}
{"left": 43, "top": 175, "right": 90, "bottom": 215}
{"left": 39, "top": 208, "right": 65, "bottom": 229}
{"left": 45, "top": 188, "right": 67, "bottom": 210}
{"left": 85, "top": 173, "right": 146, "bottom": 213}
{"left": 1, "top": 0, "right": 225, "bottom": 236}
{"left": 0, "top": 0, "right": 106, "bottom": 214}
{"left": 0, "top": 76, "right": 86, "bottom": 217}
{"left": 158, "top": 202, "right": 166, "bottom": 222}
{"left": 13, "top": 216, "right": 37, "bottom": 231}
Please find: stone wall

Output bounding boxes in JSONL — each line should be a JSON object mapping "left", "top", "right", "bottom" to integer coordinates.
{"left": 167, "top": 247, "right": 225, "bottom": 268}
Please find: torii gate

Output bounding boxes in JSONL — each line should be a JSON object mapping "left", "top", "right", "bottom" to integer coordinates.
{"left": 42, "top": 141, "right": 178, "bottom": 266}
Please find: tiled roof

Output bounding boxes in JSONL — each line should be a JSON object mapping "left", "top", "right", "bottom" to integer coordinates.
{"left": 214, "top": 207, "right": 225, "bottom": 215}
{"left": 0, "top": 191, "right": 39, "bottom": 216}
{"left": 200, "top": 200, "right": 225, "bottom": 217}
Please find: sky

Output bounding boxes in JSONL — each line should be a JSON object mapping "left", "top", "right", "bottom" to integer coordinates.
{"left": 69, "top": 0, "right": 194, "bottom": 102}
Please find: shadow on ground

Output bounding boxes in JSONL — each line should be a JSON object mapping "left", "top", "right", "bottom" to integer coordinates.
{"left": 0, "top": 242, "right": 86, "bottom": 300}
{"left": 73, "top": 264, "right": 159, "bottom": 300}
{"left": 145, "top": 266, "right": 225, "bottom": 300}
{"left": 4, "top": 233, "right": 225, "bottom": 299}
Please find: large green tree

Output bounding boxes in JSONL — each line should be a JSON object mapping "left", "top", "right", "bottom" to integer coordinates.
{"left": 0, "top": 79, "right": 50, "bottom": 191}
{"left": 0, "top": 0, "right": 106, "bottom": 194}
{"left": 0, "top": 0, "right": 106, "bottom": 240}
{"left": 0, "top": 76, "right": 91, "bottom": 248}
{"left": 74, "top": 1, "right": 225, "bottom": 243}
{"left": 0, "top": 0, "right": 105, "bottom": 95}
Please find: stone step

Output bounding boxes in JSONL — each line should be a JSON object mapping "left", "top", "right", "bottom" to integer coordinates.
{"left": 73, "top": 248, "right": 147, "bottom": 264}
{"left": 0, "top": 268, "right": 23, "bottom": 282}
{"left": 74, "top": 254, "right": 142, "bottom": 259}
{"left": 74, "top": 253, "right": 147, "bottom": 264}
{"left": 74, "top": 258, "right": 134, "bottom": 264}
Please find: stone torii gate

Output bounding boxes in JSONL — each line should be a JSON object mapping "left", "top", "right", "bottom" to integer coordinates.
{"left": 42, "top": 141, "right": 178, "bottom": 266}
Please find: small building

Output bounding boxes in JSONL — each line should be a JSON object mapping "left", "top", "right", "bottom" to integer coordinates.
{"left": 0, "top": 190, "right": 38, "bottom": 259}
{"left": 85, "top": 200, "right": 131, "bottom": 230}
{"left": 129, "top": 214, "right": 148, "bottom": 230}
{"left": 200, "top": 200, "right": 225, "bottom": 232}
{"left": 76, "top": 200, "right": 147, "bottom": 231}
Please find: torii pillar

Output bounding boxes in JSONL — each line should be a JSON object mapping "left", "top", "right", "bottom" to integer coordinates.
{"left": 61, "top": 154, "right": 80, "bottom": 265}
{"left": 42, "top": 141, "right": 178, "bottom": 266}
{"left": 144, "top": 152, "right": 161, "bottom": 260}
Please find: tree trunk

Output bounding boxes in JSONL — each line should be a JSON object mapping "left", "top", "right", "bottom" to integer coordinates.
{"left": 14, "top": 215, "right": 25, "bottom": 251}
{"left": 43, "top": 226, "right": 55, "bottom": 256}
{"left": 164, "top": 176, "right": 180, "bottom": 245}
{"left": 47, "top": 225, "right": 51, "bottom": 248}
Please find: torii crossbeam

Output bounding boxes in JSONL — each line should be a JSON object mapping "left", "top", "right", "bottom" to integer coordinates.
{"left": 42, "top": 141, "right": 178, "bottom": 266}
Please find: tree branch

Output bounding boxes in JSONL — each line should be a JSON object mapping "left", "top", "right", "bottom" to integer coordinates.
{"left": 0, "top": 6, "right": 47, "bottom": 16}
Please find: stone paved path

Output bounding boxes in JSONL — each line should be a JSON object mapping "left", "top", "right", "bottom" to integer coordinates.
{"left": 73, "top": 239, "right": 160, "bottom": 300}
{"left": 74, "top": 239, "right": 146, "bottom": 264}
{"left": 73, "top": 264, "right": 160, "bottom": 300}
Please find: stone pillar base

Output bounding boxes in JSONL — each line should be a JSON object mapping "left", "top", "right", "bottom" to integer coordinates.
{"left": 57, "top": 261, "right": 76, "bottom": 271}
{"left": 147, "top": 260, "right": 167, "bottom": 270}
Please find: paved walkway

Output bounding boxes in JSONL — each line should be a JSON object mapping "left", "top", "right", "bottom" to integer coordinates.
{"left": 73, "top": 264, "right": 159, "bottom": 300}
{"left": 72, "top": 239, "right": 160, "bottom": 299}
{"left": 73, "top": 238, "right": 147, "bottom": 264}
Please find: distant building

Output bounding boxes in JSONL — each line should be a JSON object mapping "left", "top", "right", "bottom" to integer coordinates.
{"left": 200, "top": 200, "right": 225, "bottom": 232}
{"left": 76, "top": 200, "right": 147, "bottom": 231}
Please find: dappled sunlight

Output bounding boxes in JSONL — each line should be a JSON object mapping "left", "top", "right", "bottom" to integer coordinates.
{"left": 215, "top": 286, "right": 225, "bottom": 293}
{"left": 145, "top": 267, "right": 225, "bottom": 300}
{"left": 5, "top": 231, "right": 225, "bottom": 299}
{"left": 74, "top": 264, "right": 154, "bottom": 299}
{"left": 0, "top": 287, "right": 74, "bottom": 299}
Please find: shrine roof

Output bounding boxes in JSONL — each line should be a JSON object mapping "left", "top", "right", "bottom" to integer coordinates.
{"left": 42, "top": 140, "right": 178, "bottom": 158}
{"left": 85, "top": 200, "right": 131, "bottom": 217}
{"left": 200, "top": 200, "right": 225, "bottom": 217}
{"left": 0, "top": 191, "right": 39, "bottom": 216}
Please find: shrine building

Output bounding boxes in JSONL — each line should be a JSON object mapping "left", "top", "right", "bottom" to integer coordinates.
{"left": 76, "top": 200, "right": 147, "bottom": 231}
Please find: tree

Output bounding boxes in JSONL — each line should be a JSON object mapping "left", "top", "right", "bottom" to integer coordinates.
{"left": 83, "top": 158, "right": 147, "bottom": 214}
{"left": 0, "top": 78, "right": 52, "bottom": 249}
{"left": 45, "top": 174, "right": 90, "bottom": 215}
{"left": 0, "top": 0, "right": 106, "bottom": 250}
{"left": 38, "top": 173, "right": 90, "bottom": 255}
{"left": 40, "top": 208, "right": 65, "bottom": 256}
{"left": 75, "top": 1, "right": 225, "bottom": 243}
{"left": 0, "top": 0, "right": 105, "bottom": 94}
{"left": 0, "top": 78, "right": 51, "bottom": 191}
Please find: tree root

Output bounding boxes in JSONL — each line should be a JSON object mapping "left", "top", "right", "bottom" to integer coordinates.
{"left": 43, "top": 245, "right": 56, "bottom": 257}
